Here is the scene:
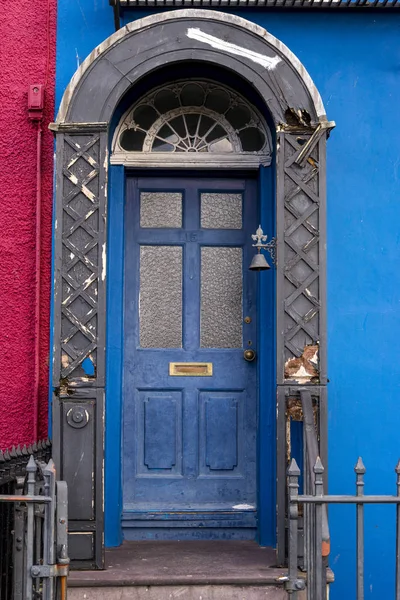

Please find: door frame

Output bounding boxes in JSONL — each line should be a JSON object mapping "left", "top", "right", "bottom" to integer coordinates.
{"left": 50, "top": 9, "right": 332, "bottom": 568}
{"left": 105, "top": 167, "right": 275, "bottom": 546}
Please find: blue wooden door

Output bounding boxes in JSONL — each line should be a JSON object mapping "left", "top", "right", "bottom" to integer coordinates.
{"left": 123, "top": 175, "right": 259, "bottom": 540}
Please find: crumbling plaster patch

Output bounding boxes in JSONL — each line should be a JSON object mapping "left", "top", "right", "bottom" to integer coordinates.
{"left": 284, "top": 344, "right": 319, "bottom": 384}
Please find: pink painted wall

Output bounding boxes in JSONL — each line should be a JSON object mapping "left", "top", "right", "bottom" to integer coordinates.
{"left": 0, "top": 3, "right": 56, "bottom": 449}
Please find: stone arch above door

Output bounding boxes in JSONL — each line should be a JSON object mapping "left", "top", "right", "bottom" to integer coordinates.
{"left": 57, "top": 10, "right": 326, "bottom": 126}
{"left": 50, "top": 9, "right": 334, "bottom": 568}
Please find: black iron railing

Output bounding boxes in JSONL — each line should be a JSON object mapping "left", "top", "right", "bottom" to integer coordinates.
{"left": 0, "top": 441, "right": 69, "bottom": 600}
{"left": 286, "top": 456, "right": 400, "bottom": 600}
{"left": 0, "top": 441, "right": 51, "bottom": 600}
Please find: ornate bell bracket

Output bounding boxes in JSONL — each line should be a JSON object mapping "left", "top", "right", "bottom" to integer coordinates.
{"left": 249, "top": 225, "right": 277, "bottom": 270}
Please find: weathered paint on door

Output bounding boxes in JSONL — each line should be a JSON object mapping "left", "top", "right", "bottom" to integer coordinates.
{"left": 122, "top": 175, "right": 259, "bottom": 540}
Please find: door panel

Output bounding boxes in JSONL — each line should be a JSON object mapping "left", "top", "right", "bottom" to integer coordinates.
{"left": 201, "top": 392, "right": 242, "bottom": 473}
{"left": 123, "top": 176, "right": 258, "bottom": 538}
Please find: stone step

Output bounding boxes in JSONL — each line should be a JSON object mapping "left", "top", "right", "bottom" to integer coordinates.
{"left": 68, "top": 584, "right": 287, "bottom": 599}
{"left": 68, "top": 541, "right": 291, "bottom": 599}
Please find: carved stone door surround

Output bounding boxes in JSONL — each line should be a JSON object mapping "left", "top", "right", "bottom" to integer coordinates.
{"left": 50, "top": 10, "right": 334, "bottom": 567}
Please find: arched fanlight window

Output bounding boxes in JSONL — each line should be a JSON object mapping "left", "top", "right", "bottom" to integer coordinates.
{"left": 111, "top": 80, "right": 272, "bottom": 168}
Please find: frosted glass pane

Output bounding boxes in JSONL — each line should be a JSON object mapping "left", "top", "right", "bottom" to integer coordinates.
{"left": 201, "top": 193, "right": 242, "bottom": 229}
{"left": 140, "top": 246, "right": 182, "bottom": 348}
{"left": 201, "top": 247, "right": 242, "bottom": 348}
{"left": 140, "top": 192, "right": 182, "bottom": 228}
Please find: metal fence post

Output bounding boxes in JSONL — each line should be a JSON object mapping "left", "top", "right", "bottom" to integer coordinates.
{"left": 25, "top": 456, "right": 37, "bottom": 600}
{"left": 43, "top": 460, "right": 57, "bottom": 600}
{"left": 13, "top": 500, "right": 24, "bottom": 600}
{"left": 286, "top": 459, "right": 305, "bottom": 597}
{"left": 56, "top": 480, "right": 69, "bottom": 600}
{"left": 355, "top": 457, "right": 366, "bottom": 600}
{"left": 314, "top": 457, "right": 326, "bottom": 600}
{"left": 395, "top": 460, "right": 400, "bottom": 600}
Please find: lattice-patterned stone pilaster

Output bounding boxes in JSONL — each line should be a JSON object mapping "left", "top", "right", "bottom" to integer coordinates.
{"left": 53, "top": 128, "right": 107, "bottom": 389}
{"left": 276, "top": 126, "right": 330, "bottom": 386}
{"left": 276, "top": 124, "right": 333, "bottom": 565}
{"left": 52, "top": 126, "right": 107, "bottom": 569}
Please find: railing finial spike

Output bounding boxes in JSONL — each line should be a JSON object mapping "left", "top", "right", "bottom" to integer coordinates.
{"left": 314, "top": 456, "right": 324, "bottom": 474}
{"left": 26, "top": 455, "right": 37, "bottom": 472}
{"left": 43, "top": 458, "right": 56, "bottom": 476}
{"left": 355, "top": 457, "right": 366, "bottom": 474}
{"left": 288, "top": 458, "right": 300, "bottom": 476}
{"left": 395, "top": 459, "right": 400, "bottom": 475}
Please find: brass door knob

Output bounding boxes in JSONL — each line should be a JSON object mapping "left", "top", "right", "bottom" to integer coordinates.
{"left": 243, "top": 349, "right": 256, "bottom": 362}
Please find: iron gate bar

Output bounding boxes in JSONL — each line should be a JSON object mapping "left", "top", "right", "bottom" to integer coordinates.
{"left": 0, "top": 496, "right": 52, "bottom": 502}
{"left": 301, "top": 390, "right": 330, "bottom": 556}
{"left": 355, "top": 458, "right": 366, "bottom": 600}
{"left": 295, "top": 496, "right": 400, "bottom": 503}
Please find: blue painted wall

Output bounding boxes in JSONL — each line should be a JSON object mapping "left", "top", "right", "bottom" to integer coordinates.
{"left": 55, "top": 5, "right": 400, "bottom": 598}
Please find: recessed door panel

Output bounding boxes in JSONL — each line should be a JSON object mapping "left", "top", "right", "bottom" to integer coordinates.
{"left": 144, "top": 397, "right": 177, "bottom": 470}
{"left": 203, "top": 393, "right": 242, "bottom": 474}
{"left": 123, "top": 176, "right": 258, "bottom": 537}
